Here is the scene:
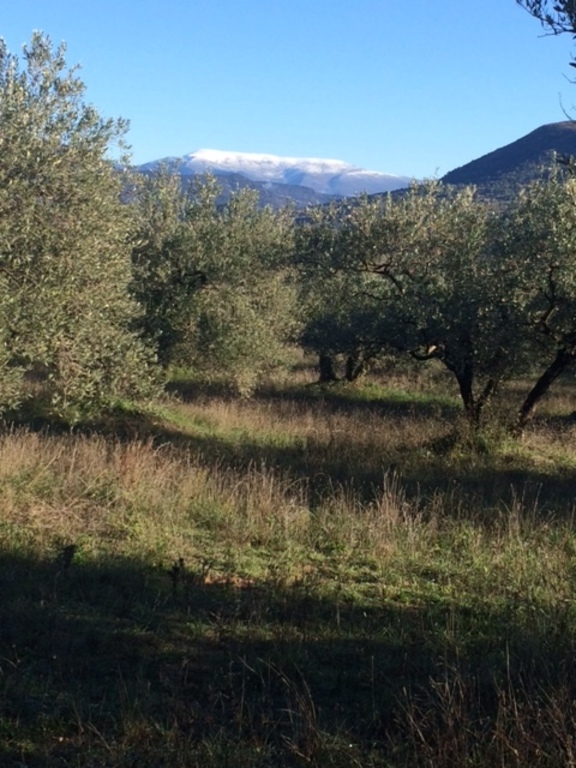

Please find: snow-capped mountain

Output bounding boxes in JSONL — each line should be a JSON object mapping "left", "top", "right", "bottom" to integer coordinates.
{"left": 138, "top": 149, "right": 412, "bottom": 198}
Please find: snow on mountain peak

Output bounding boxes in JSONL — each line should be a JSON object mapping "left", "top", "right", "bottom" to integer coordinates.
{"left": 184, "top": 149, "right": 356, "bottom": 178}
{"left": 139, "top": 148, "right": 412, "bottom": 197}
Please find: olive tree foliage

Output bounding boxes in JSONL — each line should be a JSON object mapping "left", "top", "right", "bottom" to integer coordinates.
{"left": 360, "top": 184, "right": 532, "bottom": 427}
{"left": 0, "top": 33, "right": 159, "bottom": 418}
{"left": 500, "top": 174, "right": 576, "bottom": 430}
{"left": 132, "top": 174, "right": 299, "bottom": 394}
{"left": 299, "top": 184, "right": 531, "bottom": 428}
{"left": 131, "top": 169, "right": 207, "bottom": 367}
{"left": 517, "top": 1, "right": 576, "bottom": 79}
{"left": 184, "top": 185, "right": 299, "bottom": 394}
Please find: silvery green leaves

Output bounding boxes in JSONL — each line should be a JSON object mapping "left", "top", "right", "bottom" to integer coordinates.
{"left": 0, "top": 34, "right": 159, "bottom": 420}
{"left": 131, "top": 174, "right": 298, "bottom": 395}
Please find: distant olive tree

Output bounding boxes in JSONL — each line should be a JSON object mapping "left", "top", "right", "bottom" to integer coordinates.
{"left": 132, "top": 174, "right": 299, "bottom": 394}
{"left": 187, "top": 186, "right": 299, "bottom": 394}
{"left": 295, "top": 200, "right": 393, "bottom": 383}
{"left": 360, "top": 184, "right": 532, "bottom": 429}
{"left": 131, "top": 169, "right": 209, "bottom": 367}
{"left": 0, "top": 33, "right": 159, "bottom": 419}
{"left": 298, "top": 184, "right": 536, "bottom": 430}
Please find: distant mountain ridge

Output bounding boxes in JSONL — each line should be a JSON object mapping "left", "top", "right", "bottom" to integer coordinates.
{"left": 137, "top": 149, "right": 412, "bottom": 205}
{"left": 441, "top": 121, "right": 576, "bottom": 200}
{"left": 136, "top": 122, "right": 576, "bottom": 209}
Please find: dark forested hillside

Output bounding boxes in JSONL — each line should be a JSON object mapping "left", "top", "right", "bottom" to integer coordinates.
{"left": 138, "top": 169, "right": 337, "bottom": 209}
{"left": 442, "top": 121, "right": 576, "bottom": 200}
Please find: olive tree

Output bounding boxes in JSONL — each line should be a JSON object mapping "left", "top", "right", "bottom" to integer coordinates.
{"left": 185, "top": 187, "right": 299, "bottom": 394}
{"left": 131, "top": 169, "right": 209, "bottom": 367}
{"left": 301, "top": 184, "right": 530, "bottom": 429}
{"left": 361, "top": 183, "right": 529, "bottom": 428}
{"left": 501, "top": 174, "right": 576, "bottom": 430}
{"left": 0, "top": 33, "right": 159, "bottom": 418}
{"left": 295, "top": 200, "right": 392, "bottom": 383}
{"left": 132, "top": 174, "right": 298, "bottom": 394}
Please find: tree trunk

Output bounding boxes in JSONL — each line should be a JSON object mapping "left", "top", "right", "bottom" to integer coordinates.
{"left": 516, "top": 348, "right": 575, "bottom": 433}
{"left": 455, "top": 364, "right": 481, "bottom": 429}
{"left": 318, "top": 354, "right": 338, "bottom": 383}
{"left": 345, "top": 354, "right": 365, "bottom": 382}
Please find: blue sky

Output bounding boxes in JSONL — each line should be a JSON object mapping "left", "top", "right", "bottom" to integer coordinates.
{"left": 2, "top": 1, "right": 575, "bottom": 177}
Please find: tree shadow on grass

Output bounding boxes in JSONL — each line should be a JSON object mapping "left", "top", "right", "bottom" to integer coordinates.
{"left": 124, "top": 410, "right": 576, "bottom": 519}
{"left": 167, "top": 377, "right": 462, "bottom": 423}
{"left": 7, "top": 378, "right": 576, "bottom": 521}
{"left": 1, "top": 547, "right": 576, "bottom": 766}
{"left": 162, "top": 379, "right": 576, "bottom": 515}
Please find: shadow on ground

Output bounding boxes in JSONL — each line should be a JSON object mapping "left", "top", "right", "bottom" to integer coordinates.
{"left": 128, "top": 382, "right": 576, "bottom": 516}
{"left": 1, "top": 547, "right": 575, "bottom": 766}
{"left": 167, "top": 377, "right": 461, "bottom": 422}
{"left": 8, "top": 377, "right": 576, "bottom": 519}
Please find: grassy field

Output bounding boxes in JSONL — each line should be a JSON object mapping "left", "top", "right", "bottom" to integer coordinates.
{"left": 2, "top": 365, "right": 576, "bottom": 766}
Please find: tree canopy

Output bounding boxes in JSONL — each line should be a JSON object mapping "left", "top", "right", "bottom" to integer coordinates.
{"left": 0, "top": 33, "right": 159, "bottom": 419}
{"left": 131, "top": 173, "right": 298, "bottom": 395}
